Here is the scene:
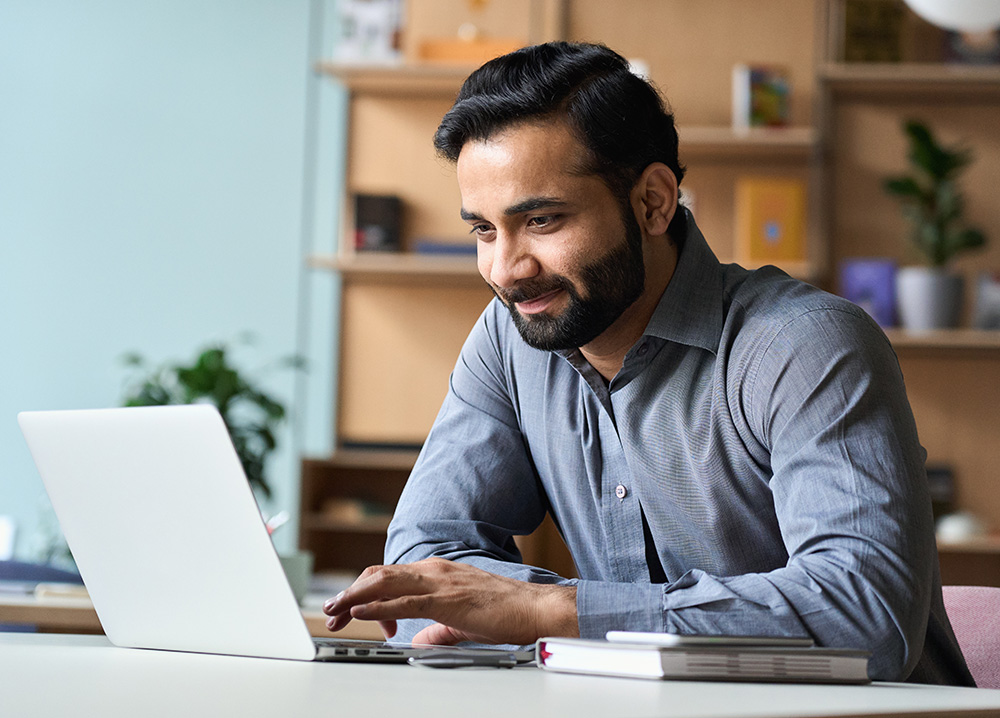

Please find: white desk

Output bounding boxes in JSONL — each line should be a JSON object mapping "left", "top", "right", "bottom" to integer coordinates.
{"left": 0, "top": 592, "right": 384, "bottom": 639}
{"left": 2, "top": 634, "right": 1000, "bottom": 718}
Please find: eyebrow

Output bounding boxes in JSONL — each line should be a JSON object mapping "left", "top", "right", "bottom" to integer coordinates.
{"left": 460, "top": 197, "right": 569, "bottom": 222}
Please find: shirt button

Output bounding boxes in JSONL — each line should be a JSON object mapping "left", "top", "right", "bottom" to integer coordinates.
{"left": 637, "top": 344, "right": 649, "bottom": 357}
{"left": 615, "top": 484, "right": 628, "bottom": 500}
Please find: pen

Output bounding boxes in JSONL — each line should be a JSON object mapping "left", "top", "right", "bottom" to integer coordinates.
{"left": 407, "top": 652, "right": 519, "bottom": 669}
{"left": 264, "top": 510, "right": 290, "bottom": 535}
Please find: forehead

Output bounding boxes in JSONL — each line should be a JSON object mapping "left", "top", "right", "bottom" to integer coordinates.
{"left": 455, "top": 120, "right": 595, "bottom": 202}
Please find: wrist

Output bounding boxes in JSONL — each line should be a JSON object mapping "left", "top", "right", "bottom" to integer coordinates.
{"left": 535, "top": 584, "right": 579, "bottom": 638}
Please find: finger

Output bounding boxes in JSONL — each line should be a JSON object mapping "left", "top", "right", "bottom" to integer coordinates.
{"left": 323, "top": 590, "right": 345, "bottom": 616}
{"left": 412, "top": 623, "right": 463, "bottom": 646}
{"left": 325, "top": 610, "right": 353, "bottom": 633}
{"left": 349, "top": 593, "right": 437, "bottom": 623}
{"left": 379, "top": 620, "right": 398, "bottom": 639}
{"left": 323, "top": 565, "right": 390, "bottom": 615}
{"left": 358, "top": 564, "right": 387, "bottom": 579}
{"left": 325, "top": 610, "right": 396, "bottom": 636}
{"left": 334, "top": 566, "right": 432, "bottom": 614}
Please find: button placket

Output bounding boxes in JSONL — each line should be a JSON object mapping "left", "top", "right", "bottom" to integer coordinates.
{"left": 598, "top": 409, "right": 647, "bottom": 581}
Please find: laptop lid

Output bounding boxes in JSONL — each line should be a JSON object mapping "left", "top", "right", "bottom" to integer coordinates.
{"left": 18, "top": 405, "right": 317, "bottom": 661}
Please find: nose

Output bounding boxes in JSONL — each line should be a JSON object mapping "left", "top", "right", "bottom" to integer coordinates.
{"left": 482, "top": 232, "right": 539, "bottom": 289}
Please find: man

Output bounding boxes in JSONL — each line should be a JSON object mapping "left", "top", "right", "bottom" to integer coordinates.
{"left": 324, "top": 42, "right": 973, "bottom": 685}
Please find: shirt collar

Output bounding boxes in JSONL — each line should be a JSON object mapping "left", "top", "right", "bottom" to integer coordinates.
{"left": 642, "top": 210, "right": 725, "bottom": 356}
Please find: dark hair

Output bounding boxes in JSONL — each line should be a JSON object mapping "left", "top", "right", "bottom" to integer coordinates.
{"left": 434, "top": 41, "right": 687, "bottom": 239}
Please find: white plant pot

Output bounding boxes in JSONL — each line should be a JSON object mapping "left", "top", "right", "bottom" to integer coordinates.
{"left": 896, "top": 266, "right": 963, "bottom": 331}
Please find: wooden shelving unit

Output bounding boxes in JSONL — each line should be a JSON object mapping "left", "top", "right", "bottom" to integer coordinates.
{"left": 299, "top": 452, "right": 415, "bottom": 573}
{"left": 817, "top": 0, "right": 1000, "bottom": 582}
{"left": 819, "top": 62, "right": 1000, "bottom": 97}
{"left": 307, "top": 252, "right": 480, "bottom": 286}
{"left": 317, "top": 62, "right": 471, "bottom": 97}
{"left": 938, "top": 537, "right": 1000, "bottom": 588}
{"left": 885, "top": 329, "right": 1000, "bottom": 351}
{"left": 680, "top": 126, "right": 819, "bottom": 160}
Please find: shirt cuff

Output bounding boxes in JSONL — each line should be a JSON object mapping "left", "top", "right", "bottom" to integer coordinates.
{"left": 576, "top": 580, "right": 665, "bottom": 638}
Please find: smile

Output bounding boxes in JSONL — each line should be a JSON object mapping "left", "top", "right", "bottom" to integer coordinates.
{"left": 515, "top": 289, "right": 563, "bottom": 315}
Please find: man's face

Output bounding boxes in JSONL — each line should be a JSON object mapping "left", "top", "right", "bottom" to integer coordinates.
{"left": 456, "top": 121, "right": 645, "bottom": 351}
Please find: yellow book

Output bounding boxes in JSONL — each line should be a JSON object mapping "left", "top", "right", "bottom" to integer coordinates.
{"left": 734, "top": 177, "right": 807, "bottom": 265}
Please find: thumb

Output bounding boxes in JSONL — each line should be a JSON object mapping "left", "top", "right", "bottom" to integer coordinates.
{"left": 412, "top": 623, "right": 467, "bottom": 646}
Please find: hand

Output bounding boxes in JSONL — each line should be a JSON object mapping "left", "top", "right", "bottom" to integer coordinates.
{"left": 322, "top": 557, "right": 578, "bottom": 646}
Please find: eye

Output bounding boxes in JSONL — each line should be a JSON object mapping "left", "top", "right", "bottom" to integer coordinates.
{"left": 527, "top": 215, "right": 560, "bottom": 230}
{"left": 469, "top": 223, "right": 495, "bottom": 240}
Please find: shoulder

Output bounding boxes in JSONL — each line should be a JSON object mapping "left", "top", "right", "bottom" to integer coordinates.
{"left": 727, "top": 266, "right": 887, "bottom": 356}
{"left": 723, "top": 266, "right": 896, "bottom": 396}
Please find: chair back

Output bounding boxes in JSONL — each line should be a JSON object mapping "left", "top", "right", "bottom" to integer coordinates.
{"left": 943, "top": 585, "right": 1000, "bottom": 689}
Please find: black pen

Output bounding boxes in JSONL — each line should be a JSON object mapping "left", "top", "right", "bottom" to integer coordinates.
{"left": 407, "top": 652, "right": 520, "bottom": 669}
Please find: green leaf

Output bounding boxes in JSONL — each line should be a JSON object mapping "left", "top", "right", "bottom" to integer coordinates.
{"left": 886, "top": 119, "right": 987, "bottom": 266}
{"left": 950, "top": 228, "right": 987, "bottom": 254}
{"left": 884, "top": 176, "right": 923, "bottom": 198}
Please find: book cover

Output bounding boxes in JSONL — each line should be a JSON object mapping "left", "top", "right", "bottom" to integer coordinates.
{"left": 412, "top": 239, "right": 477, "bottom": 255}
{"left": 536, "top": 637, "right": 871, "bottom": 684}
{"left": 354, "top": 193, "right": 402, "bottom": 252}
{"left": 734, "top": 177, "right": 808, "bottom": 265}
{"left": 838, "top": 258, "right": 898, "bottom": 328}
{"left": 842, "top": 0, "right": 903, "bottom": 63}
{"left": 732, "top": 64, "right": 789, "bottom": 131}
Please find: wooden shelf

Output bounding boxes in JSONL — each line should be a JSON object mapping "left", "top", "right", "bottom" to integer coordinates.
{"left": 305, "top": 449, "right": 420, "bottom": 470}
{"left": 938, "top": 536, "right": 1000, "bottom": 555}
{"left": 884, "top": 329, "right": 1000, "bottom": 351}
{"left": 301, "top": 516, "right": 393, "bottom": 533}
{"left": 820, "top": 63, "right": 1000, "bottom": 97}
{"left": 681, "top": 126, "right": 819, "bottom": 160}
{"left": 316, "top": 62, "right": 471, "bottom": 97}
{"left": 308, "top": 252, "right": 482, "bottom": 286}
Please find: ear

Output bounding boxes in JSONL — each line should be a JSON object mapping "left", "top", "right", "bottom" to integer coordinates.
{"left": 631, "top": 163, "right": 678, "bottom": 238}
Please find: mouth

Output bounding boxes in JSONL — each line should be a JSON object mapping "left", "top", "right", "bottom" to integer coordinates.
{"left": 514, "top": 288, "right": 563, "bottom": 315}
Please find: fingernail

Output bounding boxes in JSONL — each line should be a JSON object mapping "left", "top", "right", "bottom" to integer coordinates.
{"left": 324, "top": 591, "right": 344, "bottom": 611}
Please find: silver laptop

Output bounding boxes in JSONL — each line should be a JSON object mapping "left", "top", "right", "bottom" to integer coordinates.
{"left": 18, "top": 405, "right": 531, "bottom": 664}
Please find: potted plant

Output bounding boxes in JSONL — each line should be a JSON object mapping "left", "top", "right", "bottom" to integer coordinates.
{"left": 121, "top": 336, "right": 303, "bottom": 500}
{"left": 884, "top": 120, "right": 987, "bottom": 330}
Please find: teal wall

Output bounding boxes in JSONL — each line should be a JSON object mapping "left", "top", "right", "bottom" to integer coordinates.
{"left": 0, "top": 0, "right": 345, "bottom": 558}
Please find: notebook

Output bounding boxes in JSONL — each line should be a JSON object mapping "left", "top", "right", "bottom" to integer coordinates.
{"left": 17, "top": 405, "right": 532, "bottom": 664}
{"left": 536, "top": 634, "right": 870, "bottom": 684}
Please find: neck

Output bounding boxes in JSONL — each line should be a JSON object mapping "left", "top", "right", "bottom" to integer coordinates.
{"left": 580, "top": 239, "right": 678, "bottom": 381}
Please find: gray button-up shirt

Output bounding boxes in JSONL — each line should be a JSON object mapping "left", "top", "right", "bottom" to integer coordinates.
{"left": 384, "top": 215, "right": 972, "bottom": 685}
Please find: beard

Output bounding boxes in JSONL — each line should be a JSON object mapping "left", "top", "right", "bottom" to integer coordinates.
{"left": 491, "top": 210, "right": 645, "bottom": 351}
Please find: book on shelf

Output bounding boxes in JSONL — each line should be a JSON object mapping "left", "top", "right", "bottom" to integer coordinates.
{"left": 354, "top": 193, "right": 402, "bottom": 252}
{"left": 535, "top": 634, "right": 871, "bottom": 684}
{"left": 842, "top": 0, "right": 903, "bottom": 63}
{"left": 412, "top": 238, "right": 477, "bottom": 255}
{"left": 734, "top": 176, "right": 807, "bottom": 266}
{"left": 732, "top": 64, "right": 789, "bottom": 131}
{"left": 839, "top": 258, "right": 898, "bottom": 328}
